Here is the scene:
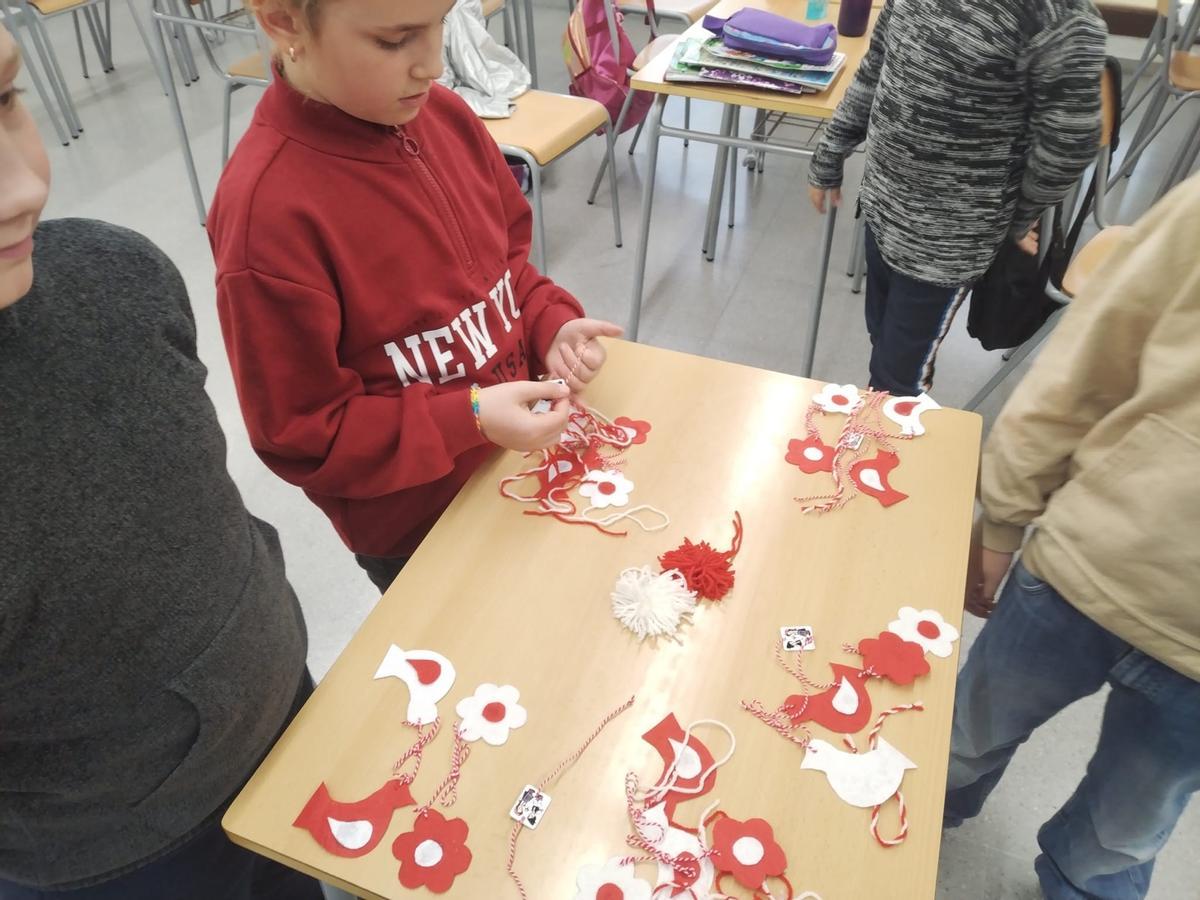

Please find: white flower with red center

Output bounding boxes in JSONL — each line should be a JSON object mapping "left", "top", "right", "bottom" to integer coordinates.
{"left": 812, "top": 383, "right": 864, "bottom": 414}
{"left": 578, "top": 470, "right": 634, "bottom": 509}
{"left": 887, "top": 607, "right": 960, "bottom": 658}
{"left": 574, "top": 858, "right": 653, "bottom": 900}
{"left": 455, "top": 684, "right": 527, "bottom": 746}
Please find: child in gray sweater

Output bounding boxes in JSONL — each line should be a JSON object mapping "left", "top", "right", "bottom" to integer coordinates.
{"left": 0, "top": 27, "right": 321, "bottom": 899}
{"left": 808, "top": 0, "right": 1107, "bottom": 395}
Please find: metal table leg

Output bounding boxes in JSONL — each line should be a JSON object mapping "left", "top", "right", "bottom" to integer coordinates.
{"left": 702, "top": 104, "right": 735, "bottom": 261}
{"left": 522, "top": 0, "right": 538, "bottom": 89}
{"left": 801, "top": 203, "right": 838, "bottom": 378}
{"left": 628, "top": 94, "right": 667, "bottom": 342}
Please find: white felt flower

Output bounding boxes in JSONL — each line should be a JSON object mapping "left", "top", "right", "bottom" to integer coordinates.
{"left": 887, "top": 607, "right": 960, "bottom": 658}
{"left": 574, "top": 857, "right": 653, "bottom": 900}
{"left": 456, "top": 684, "right": 527, "bottom": 745}
{"left": 579, "top": 470, "right": 634, "bottom": 509}
{"left": 812, "top": 383, "right": 864, "bottom": 414}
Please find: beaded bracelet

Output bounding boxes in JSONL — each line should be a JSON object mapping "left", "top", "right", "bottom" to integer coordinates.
{"left": 470, "top": 383, "right": 482, "bottom": 433}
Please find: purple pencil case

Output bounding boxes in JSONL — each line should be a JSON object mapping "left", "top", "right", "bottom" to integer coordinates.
{"left": 702, "top": 8, "right": 838, "bottom": 65}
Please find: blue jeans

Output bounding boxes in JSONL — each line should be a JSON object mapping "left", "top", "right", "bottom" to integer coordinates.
{"left": 945, "top": 560, "right": 1200, "bottom": 899}
{"left": 863, "top": 226, "right": 967, "bottom": 396}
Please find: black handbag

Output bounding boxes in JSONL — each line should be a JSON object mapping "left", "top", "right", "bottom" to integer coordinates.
{"left": 966, "top": 204, "right": 1071, "bottom": 352}
{"left": 967, "top": 58, "right": 1123, "bottom": 351}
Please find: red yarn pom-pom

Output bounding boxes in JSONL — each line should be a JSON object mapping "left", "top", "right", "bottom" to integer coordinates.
{"left": 658, "top": 513, "right": 743, "bottom": 602}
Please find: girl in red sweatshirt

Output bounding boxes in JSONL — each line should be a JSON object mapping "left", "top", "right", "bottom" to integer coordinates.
{"left": 207, "top": 0, "right": 620, "bottom": 591}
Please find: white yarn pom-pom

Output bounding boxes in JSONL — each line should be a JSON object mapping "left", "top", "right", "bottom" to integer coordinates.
{"left": 611, "top": 566, "right": 697, "bottom": 641}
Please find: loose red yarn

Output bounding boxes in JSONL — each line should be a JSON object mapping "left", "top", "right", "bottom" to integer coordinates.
{"left": 658, "top": 512, "right": 744, "bottom": 601}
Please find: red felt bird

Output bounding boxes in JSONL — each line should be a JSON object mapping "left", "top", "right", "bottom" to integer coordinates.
{"left": 642, "top": 713, "right": 718, "bottom": 820}
{"left": 293, "top": 778, "right": 415, "bottom": 858}
{"left": 783, "top": 663, "right": 874, "bottom": 734}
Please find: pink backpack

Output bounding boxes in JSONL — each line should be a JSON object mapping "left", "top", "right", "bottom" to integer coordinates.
{"left": 562, "top": 0, "right": 654, "bottom": 133}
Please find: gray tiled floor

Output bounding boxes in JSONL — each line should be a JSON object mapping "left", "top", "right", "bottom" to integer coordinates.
{"left": 16, "top": 2, "right": 1199, "bottom": 897}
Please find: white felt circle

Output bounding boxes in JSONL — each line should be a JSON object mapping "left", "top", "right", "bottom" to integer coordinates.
{"left": 670, "top": 739, "right": 703, "bottom": 779}
{"left": 860, "top": 468, "right": 884, "bottom": 491}
{"left": 414, "top": 839, "right": 444, "bottom": 868}
{"left": 327, "top": 817, "right": 372, "bottom": 851}
{"left": 831, "top": 677, "right": 859, "bottom": 715}
{"left": 732, "top": 836, "right": 765, "bottom": 866}
{"left": 803, "top": 447, "right": 823, "bottom": 461}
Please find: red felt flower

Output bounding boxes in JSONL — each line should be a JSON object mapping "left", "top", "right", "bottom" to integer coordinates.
{"left": 614, "top": 417, "right": 652, "bottom": 445}
{"left": 785, "top": 434, "right": 835, "bottom": 474}
{"left": 858, "top": 631, "right": 930, "bottom": 685}
{"left": 709, "top": 816, "right": 787, "bottom": 890}
{"left": 392, "top": 810, "right": 472, "bottom": 893}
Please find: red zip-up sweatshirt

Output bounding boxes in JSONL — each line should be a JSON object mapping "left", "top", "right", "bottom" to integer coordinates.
{"left": 208, "top": 78, "right": 583, "bottom": 558}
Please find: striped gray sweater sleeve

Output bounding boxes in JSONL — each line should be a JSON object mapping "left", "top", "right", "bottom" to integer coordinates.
{"left": 1009, "top": 16, "right": 1105, "bottom": 237}
{"left": 807, "top": 1, "right": 893, "bottom": 190}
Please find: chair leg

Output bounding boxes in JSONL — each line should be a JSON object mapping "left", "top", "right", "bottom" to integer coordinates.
{"left": 604, "top": 122, "right": 623, "bottom": 248}
{"left": 589, "top": 86, "right": 635, "bottom": 204}
{"left": 1114, "top": 86, "right": 1171, "bottom": 182}
{"left": 683, "top": 97, "right": 690, "bottom": 148}
{"left": 628, "top": 114, "right": 646, "bottom": 156}
{"left": 702, "top": 104, "right": 735, "bottom": 261}
{"left": 1156, "top": 110, "right": 1200, "bottom": 199}
{"left": 152, "top": 14, "right": 207, "bottom": 223}
{"left": 3, "top": 12, "right": 71, "bottom": 144}
{"left": 531, "top": 161, "right": 546, "bottom": 272}
{"left": 28, "top": 14, "right": 82, "bottom": 136}
{"left": 72, "top": 11, "right": 89, "bottom": 79}
{"left": 851, "top": 218, "right": 867, "bottom": 294}
{"left": 222, "top": 81, "right": 234, "bottom": 167}
{"left": 727, "top": 109, "right": 737, "bottom": 229}
{"left": 124, "top": 0, "right": 170, "bottom": 95}
{"left": 1122, "top": 17, "right": 1163, "bottom": 111}
{"left": 965, "top": 306, "right": 1064, "bottom": 411}
{"left": 82, "top": 6, "right": 110, "bottom": 73}
{"left": 846, "top": 210, "right": 861, "bottom": 276}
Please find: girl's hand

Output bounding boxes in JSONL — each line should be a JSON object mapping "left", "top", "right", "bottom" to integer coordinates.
{"left": 477, "top": 381, "right": 570, "bottom": 452}
{"left": 545, "top": 318, "right": 624, "bottom": 394}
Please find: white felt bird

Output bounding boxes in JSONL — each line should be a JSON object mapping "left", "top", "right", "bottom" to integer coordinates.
{"left": 800, "top": 738, "right": 917, "bottom": 808}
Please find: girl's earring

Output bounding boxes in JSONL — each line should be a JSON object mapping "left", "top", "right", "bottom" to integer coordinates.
{"left": 288, "top": 45, "right": 298, "bottom": 62}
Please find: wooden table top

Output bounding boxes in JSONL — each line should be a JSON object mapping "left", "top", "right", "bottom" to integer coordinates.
{"left": 224, "top": 339, "right": 982, "bottom": 899}
{"left": 631, "top": 0, "right": 880, "bottom": 118}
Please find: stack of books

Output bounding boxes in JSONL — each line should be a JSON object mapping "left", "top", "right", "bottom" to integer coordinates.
{"left": 665, "top": 36, "right": 845, "bottom": 94}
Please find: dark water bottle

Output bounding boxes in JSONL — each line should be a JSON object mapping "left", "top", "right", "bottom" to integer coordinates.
{"left": 837, "top": 0, "right": 871, "bottom": 37}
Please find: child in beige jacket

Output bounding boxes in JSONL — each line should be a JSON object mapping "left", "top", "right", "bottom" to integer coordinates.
{"left": 944, "top": 174, "right": 1200, "bottom": 900}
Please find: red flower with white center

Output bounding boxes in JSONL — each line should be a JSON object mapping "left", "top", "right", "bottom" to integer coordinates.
{"left": 614, "top": 417, "right": 652, "bottom": 445}
{"left": 392, "top": 810, "right": 472, "bottom": 894}
{"left": 887, "top": 606, "right": 960, "bottom": 658}
{"left": 858, "top": 631, "right": 931, "bottom": 685}
{"left": 785, "top": 434, "right": 835, "bottom": 474}
{"left": 455, "top": 683, "right": 527, "bottom": 746}
{"left": 812, "top": 383, "right": 864, "bottom": 414}
{"left": 709, "top": 815, "right": 788, "bottom": 890}
{"left": 579, "top": 470, "right": 635, "bottom": 509}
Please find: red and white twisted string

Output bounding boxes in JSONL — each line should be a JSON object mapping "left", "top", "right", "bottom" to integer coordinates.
{"left": 505, "top": 696, "right": 636, "bottom": 900}
{"left": 415, "top": 725, "right": 472, "bottom": 816}
{"left": 391, "top": 719, "right": 441, "bottom": 782}
{"left": 841, "top": 702, "right": 924, "bottom": 848}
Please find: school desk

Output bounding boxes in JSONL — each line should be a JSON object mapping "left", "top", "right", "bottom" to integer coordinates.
{"left": 223, "top": 338, "right": 981, "bottom": 899}
{"left": 625, "top": 0, "right": 881, "bottom": 381}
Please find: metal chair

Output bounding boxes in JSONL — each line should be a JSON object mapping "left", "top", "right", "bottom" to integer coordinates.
{"left": 149, "top": 0, "right": 264, "bottom": 222}
{"left": 483, "top": 89, "right": 623, "bottom": 272}
{"left": 1111, "top": 0, "right": 1200, "bottom": 195}
{"left": 0, "top": 2, "right": 73, "bottom": 143}
{"left": 965, "top": 64, "right": 1123, "bottom": 411}
{"left": 221, "top": 48, "right": 267, "bottom": 164}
